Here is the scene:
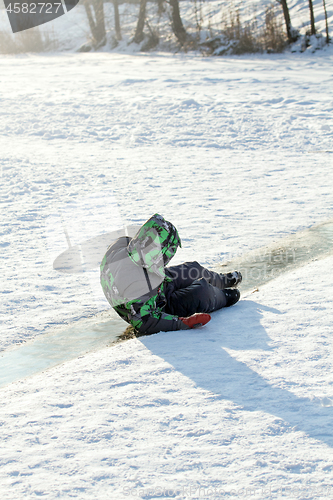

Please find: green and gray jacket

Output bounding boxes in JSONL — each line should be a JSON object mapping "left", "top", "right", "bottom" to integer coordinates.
{"left": 100, "top": 214, "right": 188, "bottom": 335}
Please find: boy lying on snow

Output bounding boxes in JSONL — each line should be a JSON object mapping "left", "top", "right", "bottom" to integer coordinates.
{"left": 100, "top": 214, "right": 241, "bottom": 335}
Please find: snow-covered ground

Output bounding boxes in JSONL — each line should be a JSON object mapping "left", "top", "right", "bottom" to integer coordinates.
{"left": 1, "top": 53, "right": 333, "bottom": 348}
{"left": 0, "top": 52, "right": 333, "bottom": 498}
{"left": 1, "top": 257, "right": 333, "bottom": 499}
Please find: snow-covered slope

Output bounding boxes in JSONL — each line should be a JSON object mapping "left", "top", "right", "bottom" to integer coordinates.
{"left": 1, "top": 53, "right": 332, "bottom": 349}
{"left": 0, "top": 44, "right": 333, "bottom": 500}
{"left": 1, "top": 255, "right": 333, "bottom": 499}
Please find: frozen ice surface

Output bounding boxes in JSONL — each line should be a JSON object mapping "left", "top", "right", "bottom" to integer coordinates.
{"left": 0, "top": 52, "right": 333, "bottom": 498}
{"left": 1, "top": 217, "right": 332, "bottom": 390}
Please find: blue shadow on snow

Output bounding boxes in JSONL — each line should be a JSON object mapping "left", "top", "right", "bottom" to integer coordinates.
{"left": 141, "top": 299, "right": 333, "bottom": 448}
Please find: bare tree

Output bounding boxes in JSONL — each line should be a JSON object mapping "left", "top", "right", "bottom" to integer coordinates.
{"left": 84, "top": 0, "right": 106, "bottom": 46}
{"left": 169, "top": 0, "right": 187, "bottom": 44}
{"left": 322, "top": 0, "right": 330, "bottom": 43}
{"left": 277, "top": 0, "right": 297, "bottom": 43}
{"left": 113, "top": 0, "right": 122, "bottom": 41}
{"left": 157, "top": 0, "right": 165, "bottom": 15}
{"left": 308, "top": 0, "right": 316, "bottom": 35}
{"left": 133, "top": 0, "right": 147, "bottom": 43}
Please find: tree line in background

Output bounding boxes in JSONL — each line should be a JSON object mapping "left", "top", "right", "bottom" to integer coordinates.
{"left": 0, "top": 0, "right": 330, "bottom": 54}
{"left": 82, "top": 0, "right": 188, "bottom": 49}
{"left": 81, "top": 0, "right": 331, "bottom": 53}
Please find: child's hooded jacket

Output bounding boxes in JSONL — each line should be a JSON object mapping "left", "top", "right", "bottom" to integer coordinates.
{"left": 100, "top": 214, "right": 187, "bottom": 334}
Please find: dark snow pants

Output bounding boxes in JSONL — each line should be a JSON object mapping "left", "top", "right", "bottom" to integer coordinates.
{"left": 164, "top": 261, "right": 227, "bottom": 317}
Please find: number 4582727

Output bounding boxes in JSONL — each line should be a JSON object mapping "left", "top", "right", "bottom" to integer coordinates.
{"left": 6, "top": 3, "right": 62, "bottom": 14}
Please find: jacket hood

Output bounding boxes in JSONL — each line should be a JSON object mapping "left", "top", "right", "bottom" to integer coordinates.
{"left": 127, "top": 214, "right": 181, "bottom": 278}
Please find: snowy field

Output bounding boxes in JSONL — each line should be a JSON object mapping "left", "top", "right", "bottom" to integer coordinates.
{"left": 1, "top": 53, "right": 333, "bottom": 348}
{"left": 2, "top": 257, "right": 333, "bottom": 498}
{"left": 0, "top": 51, "right": 333, "bottom": 498}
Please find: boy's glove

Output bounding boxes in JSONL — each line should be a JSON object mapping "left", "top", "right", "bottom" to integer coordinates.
{"left": 179, "top": 313, "right": 211, "bottom": 329}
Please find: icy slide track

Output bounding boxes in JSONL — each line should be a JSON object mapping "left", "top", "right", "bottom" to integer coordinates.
{"left": 0, "top": 219, "right": 332, "bottom": 389}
